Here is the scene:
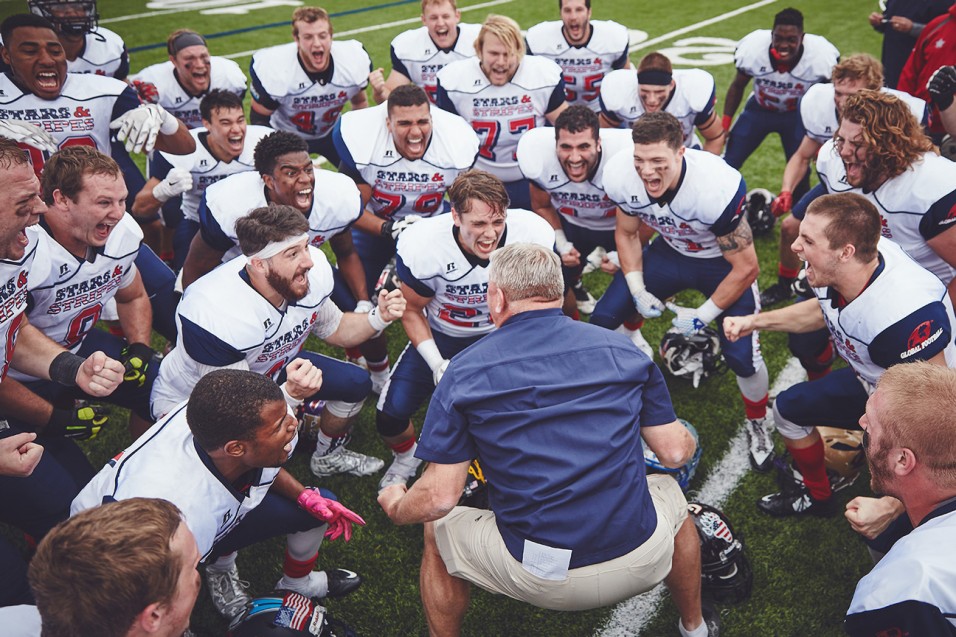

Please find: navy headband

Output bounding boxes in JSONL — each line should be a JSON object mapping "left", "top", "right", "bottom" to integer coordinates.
{"left": 169, "top": 31, "right": 206, "bottom": 56}
{"left": 637, "top": 69, "right": 673, "bottom": 86}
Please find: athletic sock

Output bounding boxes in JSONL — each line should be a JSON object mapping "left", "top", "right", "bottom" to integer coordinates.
{"left": 790, "top": 438, "right": 831, "bottom": 501}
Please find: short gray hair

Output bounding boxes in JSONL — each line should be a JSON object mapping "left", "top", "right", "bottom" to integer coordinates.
{"left": 488, "top": 243, "right": 563, "bottom": 302}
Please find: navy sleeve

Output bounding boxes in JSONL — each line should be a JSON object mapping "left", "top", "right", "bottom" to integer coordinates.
{"left": 331, "top": 119, "right": 363, "bottom": 182}
{"left": 869, "top": 301, "right": 952, "bottom": 368}
{"left": 149, "top": 152, "right": 174, "bottom": 181}
{"left": 709, "top": 177, "right": 748, "bottom": 237}
{"left": 389, "top": 45, "right": 410, "bottom": 78}
{"left": 524, "top": 37, "right": 535, "bottom": 55}
{"left": 435, "top": 82, "right": 458, "bottom": 115}
{"left": 546, "top": 79, "right": 567, "bottom": 114}
{"left": 693, "top": 85, "right": 718, "bottom": 126}
{"left": 109, "top": 85, "right": 142, "bottom": 122}
{"left": 612, "top": 46, "right": 630, "bottom": 70}
{"left": 197, "top": 193, "right": 237, "bottom": 252}
{"left": 638, "top": 360, "right": 678, "bottom": 427}
{"left": 792, "top": 182, "right": 828, "bottom": 221}
{"left": 114, "top": 46, "right": 130, "bottom": 80}
{"left": 917, "top": 188, "right": 956, "bottom": 240}
{"left": 845, "top": 600, "right": 956, "bottom": 637}
{"left": 395, "top": 253, "right": 435, "bottom": 298}
{"left": 179, "top": 315, "right": 246, "bottom": 367}
{"left": 249, "top": 61, "right": 280, "bottom": 111}
{"left": 599, "top": 93, "right": 622, "bottom": 125}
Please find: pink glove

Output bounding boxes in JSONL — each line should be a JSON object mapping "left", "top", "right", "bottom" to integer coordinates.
{"left": 297, "top": 488, "right": 366, "bottom": 542}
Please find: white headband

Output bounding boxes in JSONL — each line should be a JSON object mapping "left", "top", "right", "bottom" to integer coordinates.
{"left": 248, "top": 233, "right": 310, "bottom": 260}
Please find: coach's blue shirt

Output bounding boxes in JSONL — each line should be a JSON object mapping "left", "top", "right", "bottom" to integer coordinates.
{"left": 417, "top": 308, "right": 677, "bottom": 568}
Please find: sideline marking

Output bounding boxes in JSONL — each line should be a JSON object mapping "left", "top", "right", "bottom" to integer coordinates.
{"left": 597, "top": 356, "right": 804, "bottom": 637}
{"left": 629, "top": 0, "right": 778, "bottom": 53}
{"left": 221, "top": 0, "right": 515, "bottom": 60}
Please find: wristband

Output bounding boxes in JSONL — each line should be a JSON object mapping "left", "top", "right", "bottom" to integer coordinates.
{"left": 721, "top": 114, "right": 732, "bottom": 131}
{"left": 416, "top": 339, "right": 444, "bottom": 372}
{"left": 554, "top": 229, "right": 573, "bottom": 255}
{"left": 280, "top": 382, "right": 304, "bottom": 409}
{"left": 49, "top": 351, "right": 83, "bottom": 387}
{"left": 697, "top": 297, "right": 724, "bottom": 324}
{"left": 367, "top": 306, "right": 391, "bottom": 332}
{"left": 624, "top": 271, "right": 646, "bottom": 296}
{"left": 158, "top": 108, "right": 180, "bottom": 135}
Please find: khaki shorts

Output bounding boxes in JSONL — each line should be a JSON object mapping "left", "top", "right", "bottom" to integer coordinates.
{"left": 433, "top": 474, "right": 688, "bottom": 611}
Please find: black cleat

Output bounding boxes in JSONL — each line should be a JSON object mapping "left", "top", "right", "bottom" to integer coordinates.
{"left": 759, "top": 280, "right": 795, "bottom": 307}
{"left": 757, "top": 486, "right": 834, "bottom": 517}
{"left": 325, "top": 568, "right": 363, "bottom": 598}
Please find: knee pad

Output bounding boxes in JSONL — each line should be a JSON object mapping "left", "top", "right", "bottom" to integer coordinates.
{"left": 376, "top": 410, "right": 409, "bottom": 438}
{"left": 772, "top": 398, "right": 814, "bottom": 440}
{"left": 324, "top": 399, "right": 365, "bottom": 419}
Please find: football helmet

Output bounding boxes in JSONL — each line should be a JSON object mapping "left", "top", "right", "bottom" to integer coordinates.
{"left": 642, "top": 419, "right": 702, "bottom": 491}
{"left": 373, "top": 259, "right": 401, "bottom": 298}
{"left": 941, "top": 135, "right": 956, "bottom": 162}
{"left": 228, "top": 591, "right": 356, "bottom": 637}
{"left": 28, "top": 1, "right": 98, "bottom": 36}
{"left": 745, "top": 188, "right": 776, "bottom": 236}
{"left": 659, "top": 326, "right": 724, "bottom": 388}
{"left": 818, "top": 426, "right": 865, "bottom": 479}
{"left": 687, "top": 502, "right": 753, "bottom": 605}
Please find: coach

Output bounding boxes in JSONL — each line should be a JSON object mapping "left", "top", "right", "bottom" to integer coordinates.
{"left": 378, "top": 243, "right": 717, "bottom": 637}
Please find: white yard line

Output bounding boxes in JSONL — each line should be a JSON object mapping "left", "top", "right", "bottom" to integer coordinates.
{"left": 629, "top": 0, "right": 778, "bottom": 53}
{"left": 222, "top": 0, "right": 514, "bottom": 59}
{"left": 597, "top": 356, "right": 804, "bottom": 637}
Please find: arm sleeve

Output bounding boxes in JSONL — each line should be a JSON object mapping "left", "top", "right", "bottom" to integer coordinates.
{"left": 917, "top": 188, "right": 956, "bottom": 240}
{"left": 546, "top": 79, "right": 567, "bottom": 114}
{"left": 114, "top": 47, "right": 130, "bottom": 80}
{"left": 869, "top": 301, "right": 953, "bottom": 368}
{"left": 389, "top": 45, "right": 410, "bottom": 78}
{"left": 109, "top": 85, "right": 143, "bottom": 121}
{"left": 395, "top": 253, "right": 435, "bottom": 298}
{"left": 708, "top": 177, "right": 748, "bottom": 236}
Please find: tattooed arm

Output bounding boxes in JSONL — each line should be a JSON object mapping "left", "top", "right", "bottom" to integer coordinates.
{"left": 711, "top": 216, "right": 760, "bottom": 309}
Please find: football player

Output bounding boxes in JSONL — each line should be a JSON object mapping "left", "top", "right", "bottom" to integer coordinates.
{"left": 762, "top": 54, "right": 927, "bottom": 308}
{"left": 77, "top": 369, "right": 367, "bottom": 621}
{"left": 130, "top": 29, "right": 248, "bottom": 130}
{"left": 515, "top": 106, "right": 640, "bottom": 334}
{"left": 525, "top": 0, "right": 631, "bottom": 112}
{"left": 722, "top": 8, "right": 838, "bottom": 206}
{"left": 132, "top": 90, "right": 272, "bottom": 271}
{"left": 600, "top": 52, "right": 724, "bottom": 155}
{"left": 374, "top": 169, "right": 554, "bottom": 490}
{"left": 368, "top": 0, "right": 480, "bottom": 104}
{"left": 25, "top": 0, "right": 128, "bottom": 79}
{"left": 590, "top": 112, "right": 773, "bottom": 472}
{"left": 724, "top": 193, "right": 956, "bottom": 517}
{"left": 250, "top": 6, "right": 373, "bottom": 167}
{"left": 156, "top": 204, "right": 405, "bottom": 479}
{"left": 435, "top": 14, "right": 568, "bottom": 209}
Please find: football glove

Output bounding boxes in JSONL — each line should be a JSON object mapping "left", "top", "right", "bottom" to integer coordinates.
{"left": 771, "top": 190, "right": 792, "bottom": 217}
{"left": 297, "top": 487, "right": 366, "bottom": 542}
{"left": 353, "top": 299, "right": 373, "bottom": 314}
{"left": 120, "top": 342, "right": 156, "bottom": 388}
{"left": 928, "top": 66, "right": 956, "bottom": 111}
{"left": 381, "top": 214, "right": 422, "bottom": 240}
{"left": 46, "top": 402, "right": 109, "bottom": 440}
{"left": 624, "top": 271, "right": 664, "bottom": 318}
{"left": 667, "top": 302, "right": 710, "bottom": 337}
{"left": 152, "top": 167, "right": 192, "bottom": 203}
{"left": 131, "top": 79, "right": 159, "bottom": 104}
{"left": 0, "top": 119, "right": 58, "bottom": 154}
{"left": 110, "top": 104, "right": 179, "bottom": 154}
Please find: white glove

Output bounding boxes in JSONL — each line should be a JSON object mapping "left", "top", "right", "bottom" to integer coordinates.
{"left": 554, "top": 229, "right": 575, "bottom": 255}
{"left": 0, "top": 119, "right": 57, "bottom": 154}
{"left": 384, "top": 214, "right": 423, "bottom": 240}
{"left": 152, "top": 167, "right": 192, "bottom": 203}
{"left": 353, "top": 300, "right": 374, "bottom": 314}
{"left": 667, "top": 300, "right": 722, "bottom": 337}
{"left": 433, "top": 359, "right": 449, "bottom": 386}
{"left": 109, "top": 104, "right": 179, "bottom": 154}
{"left": 624, "top": 271, "right": 664, "bottom": 318}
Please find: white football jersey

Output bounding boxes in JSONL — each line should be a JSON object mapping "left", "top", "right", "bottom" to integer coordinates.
{"left": 813, "top": 238, "right": 956, "bottom": 388}
{"left": 250, "top": 40, "right": 371, "bottom": 140}
{"left": 598, "top": 68, "right": 717, "bottom": 148}
{"left": 0, "top": 227, "right": 50, "bottom": 382}
{"left": 11, "top": 217, "right": 141, "bottom": 383}
{"left": 72, "top": 404, "right": 293, "bottom": 561}
{"left": 603, "top": 148, "right": 747, "bottom": 259}
{"left": 199, "top": 169, "right": 362, "bottom": 262}
{"left": 436, "top": 56, "right": 566, "bottom": 182}
{"left": 525, "top": 19, "right": 630, "bottom": 111}
{"left": 67, "top": 28, "right": 128, "bottom": 78}
{"left": 816, "top": 143, "right": 956, "bottom": 284}
{"left": 131, "top": 57, "right": 248, "bottom": 130}
{"left": 734, "top": 30, "right": 839, "bottom": 113}
{"left": 335, "top": 102, "right": 477, "bottom": 221}
{"left": 800, "top": 84, "right": 927, "bottom": 144}
{"left": 389, "top": 23, "right": 481, "bottom": 103}
{"left": 0, "top": 73, "right": 139, "bottom": 174}
{"left": 517, "top": 126, "right": 632, "bottom": 231}
{"left": 395, "top": 209, "right": 555, "bottom": 338}
{"left": 151, "top": 247, "right": 339, "bottom": 414}
{"left": 153, "top": 125, "right": 273, "bottom": 222}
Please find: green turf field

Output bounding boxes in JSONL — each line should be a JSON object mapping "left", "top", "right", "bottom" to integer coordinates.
{"left": 0, "top": 0, "right": 890, "bottom": 634}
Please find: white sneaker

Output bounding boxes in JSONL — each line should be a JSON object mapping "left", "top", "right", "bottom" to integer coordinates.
{"left": 572, "top": 281, "right": 597, "bottom": 314}
{"left": 378, "top": 444, "right": 423, "bottom": 490}
{"left": 615, "top": 325, "right": 655, "bottom": 359}
{"left": 276, "top": 569, "right": 362, "bottom": 600}
{"left": 746, "top": 418, "right": 775, "bottom": 472}
{"left": 204, "top": 564, "right": 251, "bottom": 620}
{"left": 310, "top": 447, "right": 385, "bottom": 478}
